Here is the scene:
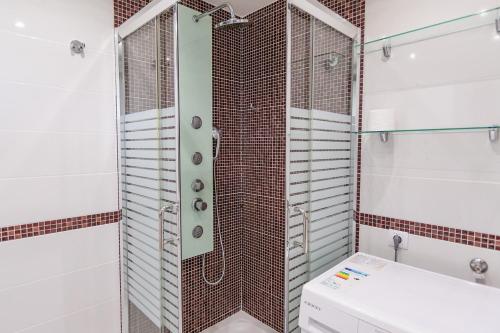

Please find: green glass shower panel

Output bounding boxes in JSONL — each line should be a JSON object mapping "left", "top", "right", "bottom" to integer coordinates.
{"left": 178, "top": 5, "right": 214, "bottom": 260}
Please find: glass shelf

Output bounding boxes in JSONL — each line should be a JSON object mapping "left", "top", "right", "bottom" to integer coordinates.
{"left": 356, "top": 6, "right": 500, "bottom": 52}
{"left": 353, "top": 125, "right": 499, "bottom": 135}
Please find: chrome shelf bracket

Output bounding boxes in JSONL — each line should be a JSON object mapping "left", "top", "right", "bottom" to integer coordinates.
{"left": 489, "top": 127, "right": 498, "bottom": 142}
{"left": 382, "top": 40, "right": 392, "bottom": 60}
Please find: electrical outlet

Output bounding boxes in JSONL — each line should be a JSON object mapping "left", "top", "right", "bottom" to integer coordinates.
{"left": 388, "top": 229, "right": 409, "bottom": 250}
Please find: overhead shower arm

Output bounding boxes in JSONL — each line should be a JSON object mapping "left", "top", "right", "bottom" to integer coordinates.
{"left": 193, "top": 3, "right": 235, "bottom": 22}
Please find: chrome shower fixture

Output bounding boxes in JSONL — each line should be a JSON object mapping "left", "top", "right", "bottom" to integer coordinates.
{"left": 193, "top": 3, "right": 250, "bottom": 30}
{"left": 326, "top": 53, "right": 340, "bottom": 69}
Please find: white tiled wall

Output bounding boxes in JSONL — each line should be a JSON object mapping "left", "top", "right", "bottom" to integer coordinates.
{"left": 0, "top": 0, "right": 120, "bottom": 332}
{"left": 0, "top": 224, "right": 121, "bottom": 333}
{"left": 361, "top": 0, "right": 500, "bottom": 235}
{"left": 0, "top": 0, "right": 118, "bottom": 227}
{"left": 360, "top": 0, "right": 500, "bottom": 284}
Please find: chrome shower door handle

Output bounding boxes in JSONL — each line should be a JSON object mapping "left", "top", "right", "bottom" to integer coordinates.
{"left": 159, "top": 203, "right": 179, "bottom": 253}
{"left": 292, "top": 206, "right": 309, "bottom": 255}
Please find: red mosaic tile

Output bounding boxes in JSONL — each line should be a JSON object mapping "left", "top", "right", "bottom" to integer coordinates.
{"left": 356, "top": 212, "right": 500, "bottom": 251}
{"left": 0, "top": 211, "right": 121, "bottom": 243}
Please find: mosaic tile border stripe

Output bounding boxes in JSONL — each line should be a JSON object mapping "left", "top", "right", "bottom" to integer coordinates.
{"left": 356, "top": 212, "right": 500, "bottom": 251}
{"left": 0, "top": 211, "right": 121, "bottom": 242}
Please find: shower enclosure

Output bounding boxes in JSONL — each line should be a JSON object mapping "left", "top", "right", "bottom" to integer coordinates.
{"left": 116, "top": 0, "right": 360, "bottom": 332}
{"left": 285, "top": 1, "right": 360, "bottom": 332}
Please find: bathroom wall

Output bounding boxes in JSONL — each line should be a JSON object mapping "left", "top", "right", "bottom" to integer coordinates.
{"left": 0, "top": 0, "right": 120, "bottom": 332}
{"left": 240, "top": 2, "right": 287, "bottom": 331}
{"left": 359, "top": 0, "right": 500, "bottom": 286}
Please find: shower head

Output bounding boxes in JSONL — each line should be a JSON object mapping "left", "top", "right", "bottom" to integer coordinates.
{"left": 216, "top": 17, "right": 249, "bottom": 30}
{"left": 193, "top": 3, "right": 250, "bottom": 30}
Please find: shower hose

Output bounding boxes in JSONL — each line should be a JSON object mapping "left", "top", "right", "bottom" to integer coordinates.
{"left": 201, "top": 155, "right": 225, "bottom": 285}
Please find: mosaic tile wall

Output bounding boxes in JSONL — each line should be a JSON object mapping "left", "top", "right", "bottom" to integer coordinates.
{"left": 240, "top": 1, "right": 288, "bottom": 331}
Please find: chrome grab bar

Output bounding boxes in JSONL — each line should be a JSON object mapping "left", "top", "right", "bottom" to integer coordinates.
{"left": 291, "top": 206, "right": 309, "bottom": 254}
{"left": 159, "top": 203, "right": 179, "bottom": 253}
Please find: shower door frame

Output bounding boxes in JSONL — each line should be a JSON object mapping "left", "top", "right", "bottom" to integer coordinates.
{"left": 115, "top": 0, "right": 182, "bottom": 332}
{"left": 284, "top": 0, "right": 361, "bottom": 331}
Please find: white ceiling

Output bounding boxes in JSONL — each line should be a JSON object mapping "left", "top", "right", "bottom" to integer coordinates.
{"left": 204, "top": 0, "right": 279, "bottom": 17}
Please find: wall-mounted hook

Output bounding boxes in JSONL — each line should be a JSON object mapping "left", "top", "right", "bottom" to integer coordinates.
{"left": 70, "top": 40, "right": 85, "bottom": 55}
{"left": 380, "top": 132, "right": 389, "bottom": 143}
{"left": 496, "top": 17, "right": 500, "bottom": 34}
{"left": 382, "top": 40, "right": 391, "bottom": 60}
{"left": 489, "top": 126, "right": 498, "bottom": 142}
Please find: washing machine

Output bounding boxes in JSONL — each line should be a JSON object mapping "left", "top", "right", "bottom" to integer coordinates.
{"left": 299, "top": 253, "right": 500, "bottom": 333}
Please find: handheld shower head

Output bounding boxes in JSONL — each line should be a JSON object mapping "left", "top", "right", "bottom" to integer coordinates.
{"left": 212, "top": 127, "right": 221, "bottom": 161}
{"left": 193, "top": 3, "right": 250, "bottom": 30}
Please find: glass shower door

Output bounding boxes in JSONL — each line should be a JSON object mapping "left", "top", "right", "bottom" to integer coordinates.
{"left": 286, "top": 5, "right": 357, "bottom": 332}
{"left": 118, "top": 6, "right": 181, "bottom": 333}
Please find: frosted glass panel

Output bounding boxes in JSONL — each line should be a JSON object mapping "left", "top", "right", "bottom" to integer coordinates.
{"left": 119, "top": 6, "right": 181, "bottom": 333}
{"left": 286, "top": 6, "right": 356, "bottom": 332}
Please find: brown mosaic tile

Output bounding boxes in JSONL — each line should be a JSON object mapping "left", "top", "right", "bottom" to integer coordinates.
{"left": 356, "top": 212, "right": 500, "bottom": 251}
{"left": 240, "top": 2, "right": 287, "bottom": 332}
{"left": 0, "top": 211, "right": 121, "bottom": 243}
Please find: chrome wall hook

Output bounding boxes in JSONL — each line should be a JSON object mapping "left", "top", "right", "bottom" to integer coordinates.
{"left": 496, "top": 17, "right": 500, "bottom": 33}
{"left": 70, "top": 40, "right": 85, "bottom": 55}
{"left": 489, "top": 126, "right": 498, "bottom": 142}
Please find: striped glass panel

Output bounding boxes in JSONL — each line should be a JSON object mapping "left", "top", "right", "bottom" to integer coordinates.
{"left": 287, "top": 6, "right": 356, "bottom": 332}
{"left": 119, "top": 6, "right": 180, "bottom": 333}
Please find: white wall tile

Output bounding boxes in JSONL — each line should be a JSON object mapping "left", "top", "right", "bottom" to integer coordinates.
{"left": 0, "top": 0, "right": 114, "bottom": 53}
{"left": 0, "top": 31, "right": 114, "bottom": 94}
{"left": 17, "top": 299, "right": 121, "bottom": 333}
{"left": 0, "top": 81, "right": 115, "bottom": 133}
{"left": 0, "top": 0, "right": 118, "bottom": 227}
{"left": 359, "top": 224, "right": 500, "bottom": 288}
{"left": 0, "top": 223, "right": 119, "bottom": 291}
{"left": 0, "top": 261, "right": 119, "bottom": 333}
{"left": 0, "top": 173, "right": 118, "bottom": 227}
{"left": 0, "top": 132, "right": 117, "bottom": 179}
{"left": 360, "top": 130, "right": 500, "bottom": 234}
{"left": 361, "top": 173, "right": 500, "bottom": 235}
{"left": 364, "top": 79, "right": 500, "bottom": 129}
{"left": 0, "top": 224, "right": 120, "bottom": 333}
